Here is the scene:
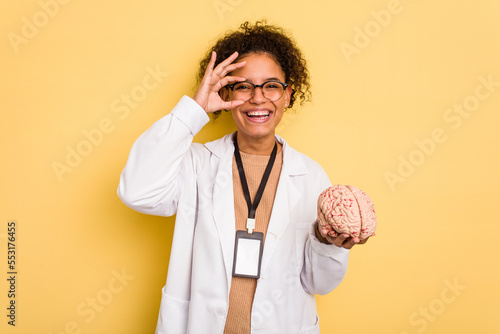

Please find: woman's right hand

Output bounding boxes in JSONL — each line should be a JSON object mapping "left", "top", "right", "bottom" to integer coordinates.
{"left": 193, "top": 51, "right": 247, "bottom": 114}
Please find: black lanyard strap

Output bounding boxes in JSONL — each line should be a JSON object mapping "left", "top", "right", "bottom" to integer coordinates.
{"left": 233, "top": 133, "right": 278, "bottom": 220}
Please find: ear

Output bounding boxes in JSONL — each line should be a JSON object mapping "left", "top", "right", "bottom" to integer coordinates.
{"left": 284, "top": 85, "right": 292, "bottom": 106}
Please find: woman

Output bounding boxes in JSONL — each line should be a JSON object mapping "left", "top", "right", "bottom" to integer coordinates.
{"left": 118, "top": 21, "right": 366, "bottom": 334}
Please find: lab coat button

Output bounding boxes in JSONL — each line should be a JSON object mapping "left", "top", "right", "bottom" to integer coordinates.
{"left": 216, "top": 307, "right": 226, "bottom": 317}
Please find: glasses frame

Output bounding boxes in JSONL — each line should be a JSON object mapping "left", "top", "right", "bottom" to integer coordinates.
{"left": 226, "top": 80, "right": 289, "bottom": 102}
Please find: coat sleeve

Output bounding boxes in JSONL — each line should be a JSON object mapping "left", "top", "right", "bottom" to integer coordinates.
{"left": 117, "top": 95, "right": 209, "bottom": 216}
{"left": 300, "top": 169, "right": 350, "bottom": 295}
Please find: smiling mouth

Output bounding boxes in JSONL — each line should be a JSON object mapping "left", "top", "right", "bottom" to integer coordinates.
{"left": 245, "top": 110, "right": 271, "bottom": 119}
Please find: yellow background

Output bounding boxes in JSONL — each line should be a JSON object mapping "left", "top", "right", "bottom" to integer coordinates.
{"left": 1, "top": 0, "right": 499, "bottom": 333}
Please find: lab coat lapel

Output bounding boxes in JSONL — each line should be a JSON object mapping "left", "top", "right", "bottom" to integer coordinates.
{"left": 261, "top": 137, "right": 306, "bottom": 275}
{"left": 206, "top": 134, "right": 236, "bottom": 285}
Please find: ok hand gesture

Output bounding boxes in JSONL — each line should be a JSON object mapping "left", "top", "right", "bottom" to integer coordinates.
{"left": 193, "top": 51, "right": 247, "bottom": 113}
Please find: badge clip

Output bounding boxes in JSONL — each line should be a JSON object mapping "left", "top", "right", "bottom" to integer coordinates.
{"left": 246, "top": 218, "right": 256, "bottom": 234}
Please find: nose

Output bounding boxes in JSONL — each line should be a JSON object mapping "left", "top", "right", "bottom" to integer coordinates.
{"left": 249, "top": 86, "right": 266, "bottom": 104}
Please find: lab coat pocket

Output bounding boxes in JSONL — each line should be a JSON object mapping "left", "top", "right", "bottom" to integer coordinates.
{"left": 155, "top": 286, "right": 190, "bottom": 334}
{"left": 299, "top": 315, "right": 320, "bottom": 334}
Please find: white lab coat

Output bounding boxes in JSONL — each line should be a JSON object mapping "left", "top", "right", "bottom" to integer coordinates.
{"left": 118, "top": 96, "right": 349, "bottom": 334}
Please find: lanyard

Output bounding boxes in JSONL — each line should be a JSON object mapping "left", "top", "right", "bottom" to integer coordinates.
{"left": 233, "top": 133, "right": 278, "bottom": 234}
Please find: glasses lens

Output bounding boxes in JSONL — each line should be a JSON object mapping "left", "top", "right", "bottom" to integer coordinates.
{"left": 263, "top": 82, "right": 284, "bottom": 101}
{"left": 233, "top": 82, "right": 253, "bottom": 101}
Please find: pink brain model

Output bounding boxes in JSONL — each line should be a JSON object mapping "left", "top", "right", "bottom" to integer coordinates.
{"left": 317, "top": 185, "right": 376, "bottom": 240}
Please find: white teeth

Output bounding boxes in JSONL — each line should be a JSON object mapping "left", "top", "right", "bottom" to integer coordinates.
{"left": 246, "top": 111, "right": 270, "bottom": 117}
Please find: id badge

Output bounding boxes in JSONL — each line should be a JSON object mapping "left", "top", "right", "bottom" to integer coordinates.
{"left": 232, "top": 230, "right": 264, "bottom": 279}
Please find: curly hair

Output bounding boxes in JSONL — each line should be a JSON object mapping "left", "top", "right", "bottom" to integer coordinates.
{"left": 196, "top": 20, "right": 311, "bottom": 118}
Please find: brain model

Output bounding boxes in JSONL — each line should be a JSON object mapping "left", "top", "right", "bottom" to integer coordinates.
{"left": 317, "top": 185, "right": 376, "bottom": 240}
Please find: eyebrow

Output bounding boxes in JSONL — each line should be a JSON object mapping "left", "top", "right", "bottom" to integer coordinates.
{"left": 246, "top": 77, "right": 283, "bottom": 83}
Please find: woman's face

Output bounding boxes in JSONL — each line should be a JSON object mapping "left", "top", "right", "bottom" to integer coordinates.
{"left": 226, "top": 53, "right": 291, "bottom": 142}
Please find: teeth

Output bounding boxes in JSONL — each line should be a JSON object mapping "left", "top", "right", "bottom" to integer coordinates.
{"left": 247, "top": 111, "right": 270, "bottom": 117}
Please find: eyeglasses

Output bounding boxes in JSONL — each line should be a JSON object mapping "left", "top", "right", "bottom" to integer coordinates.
{"left": 227, "top": 80, "right": 289, "bottom": 102}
